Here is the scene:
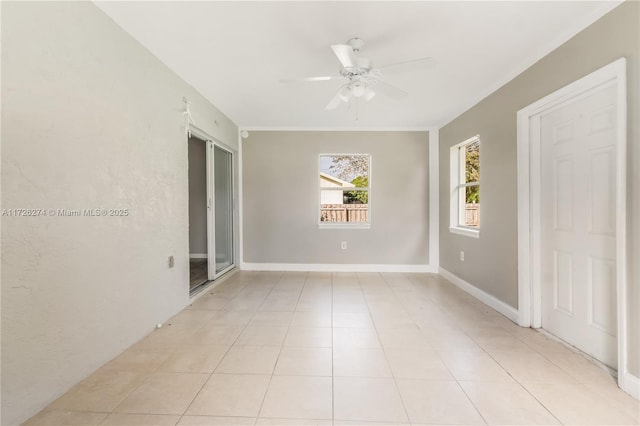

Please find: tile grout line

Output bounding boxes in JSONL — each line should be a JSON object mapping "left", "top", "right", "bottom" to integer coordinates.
{"left": 407, "top": 273, "right": 531, "bottom": 425}
{"left": 331, "top": 271, "right": 335, "bottom": 424}
{"left": 398, "top": 273, "right": 491, "bottom": 425}
{"left": 247, "top": 271, "right": 287, "bottom": 424}
{"left": 378, "top": 271, "right": 421, "bottom": 425}
{"left": 443, "top": 274, "right": 602, "bottom": 426}
{"left": 253, "top": 270, "right": 305, "bottom": 424}
{"left": 482, "top": 350, "right": 566, "bottom": 425}
{"left": 177, "top": 275, "right": 255, "bottom": 425}
{"left": 180, "top": 271, "right": 282, "bottom": 424}
{"left": 383, "top": 272, "right": 492, "bottom": 425}
{"left": 362, "top": 271, "right": 411, "bottom": 425}
{"left": 452, "top": 380, "right": 490, "bottom": 426}
{"left": 107, "top": 276, "right": 255, "bottom": 424}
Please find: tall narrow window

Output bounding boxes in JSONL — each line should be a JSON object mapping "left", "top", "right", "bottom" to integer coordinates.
{"left": 319, "top": 154, "right": 370, "bottom": 227}
{"left": 450, "top": 136, "right": 480, "bottom": 237}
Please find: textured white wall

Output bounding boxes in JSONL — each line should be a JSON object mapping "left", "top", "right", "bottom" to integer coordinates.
{"left": 0, "top": 2, "right": 237, "bottom": 424}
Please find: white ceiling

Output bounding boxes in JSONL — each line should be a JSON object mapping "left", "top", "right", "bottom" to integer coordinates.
{"left": 96, "top": 1, "right": 620, "bottom": 129}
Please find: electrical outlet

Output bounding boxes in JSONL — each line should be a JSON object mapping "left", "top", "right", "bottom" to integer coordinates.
{"left": 168, "top": 256, "right": 175, "bottom": 268}
{"left": 341, "top": 241, "right": 347, "bottom": 250}
{"left": 460, "top": 251, "right": 465, "bottom": 261}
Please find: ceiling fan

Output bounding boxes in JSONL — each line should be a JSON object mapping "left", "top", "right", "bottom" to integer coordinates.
{"left": 281, "top": 38, "right": 435, "bottom": 110}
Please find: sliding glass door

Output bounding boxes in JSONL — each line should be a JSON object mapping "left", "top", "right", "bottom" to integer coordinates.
{"left": 212, "top": 144, "right": 234, "bottom": 277}
{"left": 188, "top": 127, "right": 235, "bottom": 294}
{"left": 188, "top": 135, "right": 210, "bottom": 292}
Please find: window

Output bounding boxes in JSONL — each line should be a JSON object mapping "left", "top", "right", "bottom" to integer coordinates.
{"left": 450, "top": 136, "right": 480, "bottom": 237}
{"left": 319, "top": 154, "right": 370, "bottom": 227}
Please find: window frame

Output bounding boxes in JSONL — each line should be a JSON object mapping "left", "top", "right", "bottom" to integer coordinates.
{"left": 449, "top": 136, "right": 480, "bottom": 238}
{"left": 318, "top": 153, "right": 371, "bottom": 229}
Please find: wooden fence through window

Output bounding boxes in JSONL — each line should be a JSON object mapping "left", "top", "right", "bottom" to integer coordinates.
{"left": 320, "top": 203, "right": 477, "bottom": 226}
{"left": 465, "top": 203, "right": 479, "bottom": 227}
{"left": 320, "top": 204, "right": 368, "bottom": 223}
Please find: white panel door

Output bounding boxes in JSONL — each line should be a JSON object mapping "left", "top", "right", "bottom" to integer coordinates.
{"left": 540, "top": 83, "right": 617, "bottom": 368}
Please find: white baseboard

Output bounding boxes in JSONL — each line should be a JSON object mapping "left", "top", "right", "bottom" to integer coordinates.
{"left": 240, "top": 262, "right": 436, "bottom": 273}
{"left": 622, "top": 371, "right": 640, "bottom": 400}
{"left": 189, "top": 253, "right": 207, "bottom": 259}
{"left": 438, "top": 267, "right": 519, "bottom": 323}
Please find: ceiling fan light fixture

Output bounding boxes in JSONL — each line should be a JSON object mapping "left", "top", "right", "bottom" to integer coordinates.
{"left": 363, "top": 87, "right": 376, "bottom": 102}
{"left": 347, "top": 37, "right": 365, "bottom": 52}
{"left": 352, "top": 84, "right": 366, "bottom": 97}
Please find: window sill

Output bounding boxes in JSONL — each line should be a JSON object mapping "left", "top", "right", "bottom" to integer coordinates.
{"left": 449, "top": 226, "right": 480, "bottom": 238}
{"left": 319, "top": 223, "right": 371, "bottom": 230}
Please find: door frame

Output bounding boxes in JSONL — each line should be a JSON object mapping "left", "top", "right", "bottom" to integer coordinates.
{"left": 188, "top": 125, "right": 215, "bottom": 282}
{"left": 211, "top": 142, "right": 236, "bottom": 279}
{"left": 516, "top": 58, "right": 627, "bottom": 390}
{"left": 188, "top": 124, "right": 236, "bottom": 283}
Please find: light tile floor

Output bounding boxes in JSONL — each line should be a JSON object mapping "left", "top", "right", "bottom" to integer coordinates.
{"left": 26, "top": 272, "right": 639, "bottom": 426}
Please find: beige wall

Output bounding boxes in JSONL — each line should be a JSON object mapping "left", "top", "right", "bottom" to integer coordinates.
{"left": 1, "top": 2, "right": 237, "bottom": 424}
{"left": 242, "top": 131, "right": 430, "bottom": 266}
{"left": 188, "top": 137, "right": 208, "bottom": 255}
{"left": 438, "top": 1, "right": 639, "bottom": 375}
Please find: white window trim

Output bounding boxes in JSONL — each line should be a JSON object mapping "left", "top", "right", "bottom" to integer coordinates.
{"left": 318, "top": 153, "right": 371, "bottom": 229}
{"left": 449, "top": 135, "right": 480, "bottom": 238}
{"left": 319, "top": 223, "right": 371, "bottom": 230}
{"left": 449, "top": 225, "right": 479, "bottom": 238}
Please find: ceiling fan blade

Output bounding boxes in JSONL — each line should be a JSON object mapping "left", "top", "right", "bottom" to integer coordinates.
{"left": 374, "top": 81, "right": 408, "bottom": 100}
{"left": 325, "top": 89, "right": 344, "bottom": 110}
{"left": 325, "top": 85, "right": 352, "bottom": 110}
{"left": 279, "top": 75, "right": 341, "bottom": 83}
{"left": 363, "top": 87, "right": 376, "bottom": 102}
{"left": 378, "top": 57, "right": 436, "bottom": 74}
{"left": 331, "top": 44, "right": 358, "bottom": 68}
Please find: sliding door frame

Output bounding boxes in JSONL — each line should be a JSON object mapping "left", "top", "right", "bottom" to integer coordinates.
{"left": 211, "top": 142, "right": 235, "bottom": 279}
{"left": 188, "top": 124, "right": 236, "bottom": 286}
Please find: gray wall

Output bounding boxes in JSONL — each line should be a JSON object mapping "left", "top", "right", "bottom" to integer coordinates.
{"left": 438, "top": 1, "right": 639, "bottom": 375}
{"left": 1, "top": 2, "right": 237, "bottom": 424}
{"left": 188, "top": 137, "right": 208, "bottom": 255}
{"left": 243, "top": 131, "right": 429, "bottom": 265}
